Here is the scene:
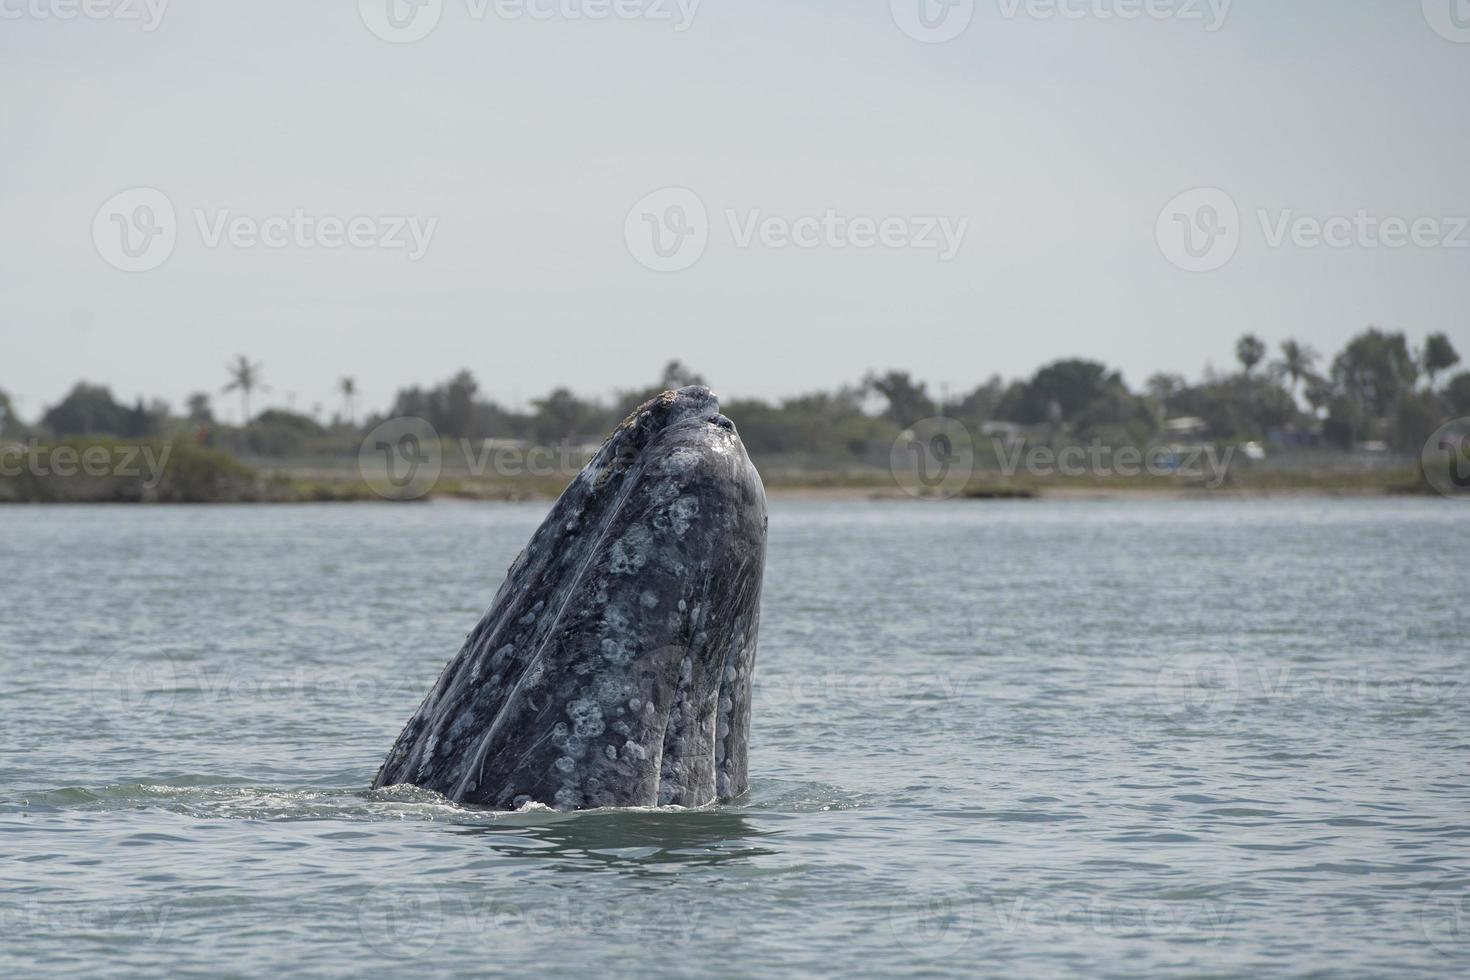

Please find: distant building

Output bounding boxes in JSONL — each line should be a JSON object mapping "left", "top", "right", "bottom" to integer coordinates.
{"left": 1163, "top": 416, "right": 1207, "bottom": 439}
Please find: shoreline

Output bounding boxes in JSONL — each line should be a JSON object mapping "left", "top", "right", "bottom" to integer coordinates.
{"left": 0, "top": 482, "right": 1438, "bottom": 505}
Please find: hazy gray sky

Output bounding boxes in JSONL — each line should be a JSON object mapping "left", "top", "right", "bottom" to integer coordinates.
{"left": 2, "top": 0, "right": 1467, "bottom": 422}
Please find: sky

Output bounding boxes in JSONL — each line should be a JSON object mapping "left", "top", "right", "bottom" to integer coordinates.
{"left": 2, "top": 0, "right": 1468, "bottom": 423}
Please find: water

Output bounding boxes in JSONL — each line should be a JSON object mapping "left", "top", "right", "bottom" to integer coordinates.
{"left": 1, "top": 499, "right": 1466, "bottom": 978}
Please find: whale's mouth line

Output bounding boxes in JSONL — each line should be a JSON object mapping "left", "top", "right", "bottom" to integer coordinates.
{"left": 448, "top": 442, "right": 659, "bottom": 803}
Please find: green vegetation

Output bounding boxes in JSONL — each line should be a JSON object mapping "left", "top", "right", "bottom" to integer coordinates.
{"left": 1, "top": 328, "right": 1466, "bottom": 502}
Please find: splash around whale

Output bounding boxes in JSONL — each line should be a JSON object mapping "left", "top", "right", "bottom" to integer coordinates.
{"left": 373, "top": 386, "right": 767, "bottom": 811}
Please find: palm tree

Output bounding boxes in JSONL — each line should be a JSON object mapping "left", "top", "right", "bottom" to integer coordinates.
{"left": 339, "top": 377, "right": 358, "bottom": 425}
{"left": 1278, "top": 340, "right": 1319, "bottom": 403}
{"left": 1422, "top": 333, "right": 1460, "bottom": 390}
{"left": 1235, "top": 334, "right": 1267, "bottom": 376}
{"left": 222, "top": 355, "right": 268, "bottom": 424}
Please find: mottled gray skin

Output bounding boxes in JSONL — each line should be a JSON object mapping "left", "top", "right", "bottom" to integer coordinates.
{"left": 373, "top": 386, "right": 767, "bottom": 811}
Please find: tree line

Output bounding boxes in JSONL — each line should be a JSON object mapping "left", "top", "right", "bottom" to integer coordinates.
{"left": 4, "top": 327, "right": 1465, "bottom": 462}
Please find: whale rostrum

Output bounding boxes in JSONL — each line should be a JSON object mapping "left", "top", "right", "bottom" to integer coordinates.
{"left": 373, "top": 386, "right": 767, "bottom": 810}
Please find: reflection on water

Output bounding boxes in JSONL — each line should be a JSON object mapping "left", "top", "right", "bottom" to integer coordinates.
{"left": 456, "top": 808, "right": 779, "bottom": 872}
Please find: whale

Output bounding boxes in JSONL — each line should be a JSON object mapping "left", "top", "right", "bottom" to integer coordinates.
{"left": 373, "top": 386, "right": 767, "bottom": 810}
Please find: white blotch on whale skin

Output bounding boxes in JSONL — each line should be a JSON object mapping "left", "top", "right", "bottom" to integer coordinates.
{"left": 604, "top": 744, "right": 618, "bottom": 761}
{"left": 568, "top": 699, "right": 605, "bottom": 738}
{"left": 554, "top": 756, "right": 575, "bottom": 773}
{"left": 669, "top": 496, "right": 700, "bottom": 536}
{"left": 640, "top": 590, "right": 659, "bottom": 609}
{"left": 593, "top": 674, "right": 628, "bottom": 707}
{"left": 600, "top": 638, "right": 634, "bottom": 666}
{"left": 623, "top": 741, "right": 648, "bottom": 761}
{"left": 660, "top": 447, "right": 702, "bottom": 476}
{"left": 608, "top": 525, "right": 652, "bottom": 575}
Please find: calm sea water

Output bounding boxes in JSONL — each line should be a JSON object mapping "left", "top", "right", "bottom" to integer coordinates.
{"left": 1, "top": 499, "right": 1466, "bottom": 978}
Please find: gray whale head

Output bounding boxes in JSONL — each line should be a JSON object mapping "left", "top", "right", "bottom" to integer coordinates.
{"left": 373, "top": 386, "right": 768, "bottom": 810}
